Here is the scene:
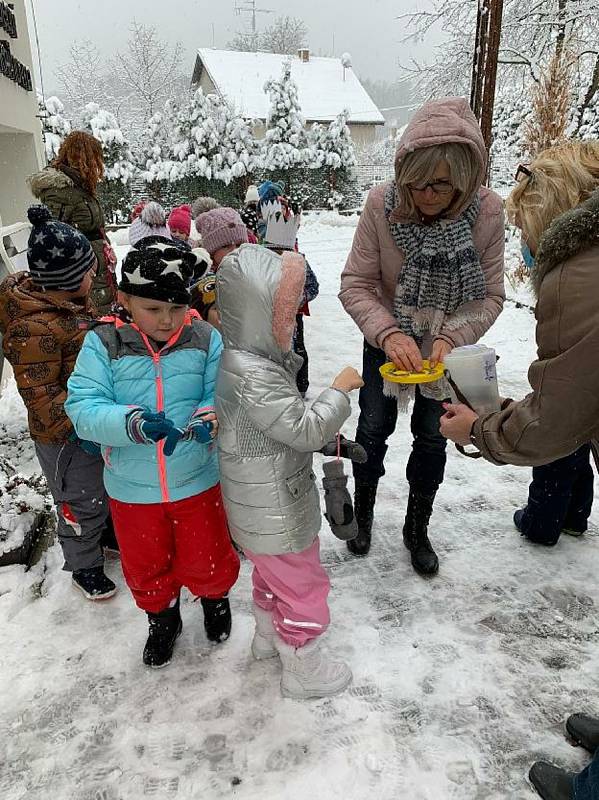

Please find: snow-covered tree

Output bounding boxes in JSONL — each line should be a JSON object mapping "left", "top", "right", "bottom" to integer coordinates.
{"left": 400, "top": 0, "right": 599, "bottom": 112}
{"left": 81, "top": 102, "right": 136, "bottom": 222}
{"left": 228, "top": 14, "right": 307, "bottom": 55}
{"left": 55, "top": 40, "right": 112, "bottom": 111}
{"left": 262, "top": 61, "right": 309, "bottom": 171}
{"left": 81, "top": 103, "right": 136, "bottom": 185}
{"left": 140, "top": 111, "right": 176, "bottom": 185}
{"left": 209, "top": 97, "right": 260, "bottom": 184}
{"left": 312, "top": 109, "right": 356, "bottom": 170}
{"left": 39, "top": 95, "right": 71, "bottom": 162}
{"left": 110, "top": 22, "right": 184, "bottom": 120}
{"left": 171, "top": 89, "right": 220, "bottom": 181}
{"left": 260, "top": 15, "right": 308, "bottom": 55}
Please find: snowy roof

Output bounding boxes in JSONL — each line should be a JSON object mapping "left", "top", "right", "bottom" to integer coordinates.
{"left": 193, "top": 49, "right": 385, "bottom": 126}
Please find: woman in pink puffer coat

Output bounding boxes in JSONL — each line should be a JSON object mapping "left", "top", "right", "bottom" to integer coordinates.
{"left": 339, "top": 96, "right": 506, "bottom": 573}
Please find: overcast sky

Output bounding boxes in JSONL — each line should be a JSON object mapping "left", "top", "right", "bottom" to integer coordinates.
{"left": 28, "top": 0, "right": 440, "bottom": 95}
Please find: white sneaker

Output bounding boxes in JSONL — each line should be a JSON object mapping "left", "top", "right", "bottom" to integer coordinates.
{"left": 275, "top": 639, "right": 352, "bottom": 699}
{"left": 251, "top": 605, "right": 278, "bottom": 660}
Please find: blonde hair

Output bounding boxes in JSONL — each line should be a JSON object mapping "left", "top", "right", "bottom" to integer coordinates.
{"left": 395, "top": 142, "right": 480, "bottom": 220}
{"left": 507, "top": 140, "right": 599, "bottom": 247}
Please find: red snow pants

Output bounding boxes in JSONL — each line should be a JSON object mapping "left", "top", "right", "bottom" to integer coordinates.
{"left": 109, "top": 484, "right": 240, "bottom": 613}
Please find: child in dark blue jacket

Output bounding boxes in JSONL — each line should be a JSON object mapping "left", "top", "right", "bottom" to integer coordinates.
{"left": 66, "top": 242, "right": 240, "bottom": 668}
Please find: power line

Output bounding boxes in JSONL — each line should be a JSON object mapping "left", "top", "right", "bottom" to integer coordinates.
{"left": 29, "top": 0, "right": 45, "bottom": 99}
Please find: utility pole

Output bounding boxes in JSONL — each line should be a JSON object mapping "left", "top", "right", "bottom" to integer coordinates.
{"left": 234, "top": 0, "right": 274, "bottom": 47}
{"left": 470, "top": 0, "right": 504, "bottom": 180}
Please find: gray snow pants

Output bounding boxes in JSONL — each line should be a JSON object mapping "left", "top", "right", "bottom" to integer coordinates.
{"left": 34, "top": 441, "right": 108, "bottom": 572}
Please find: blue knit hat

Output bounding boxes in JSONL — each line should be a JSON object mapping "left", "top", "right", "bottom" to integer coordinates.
{"left": 27, "top": 205, "right": 96, "bottom": 291}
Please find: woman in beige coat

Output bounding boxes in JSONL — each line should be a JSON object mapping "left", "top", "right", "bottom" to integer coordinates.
{"left": 442, "top": 141, "right": 599, "bottom": 538}
{"left": 339, "top": 97, "right": 505, "bottom": 572}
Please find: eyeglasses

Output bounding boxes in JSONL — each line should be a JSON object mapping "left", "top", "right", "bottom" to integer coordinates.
{"left": 407, "top": 180, "right": 455, "bottom": 195}
{"left": 515, "top": 164, "right": 533, "bottom": 183}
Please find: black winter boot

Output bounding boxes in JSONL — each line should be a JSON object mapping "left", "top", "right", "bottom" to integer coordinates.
{"left": 72, "top": 566, "right": 117, "bottom": 600}
{"left": 347, "top": 483, "right": 378, "bottom": 557}
{"left": 403, "top": 490, "right": 439, "bottom": 576}
{"left": 566, "top": 713, "right": 599, "bottom": 754}
{"left": 201, "top": 596, "right": 232, "bottom": 643}
{"left": 528, "top": 762, "right": 575, "bottom": 800}
{"left": 143, "top": 598, "right": 182, "bottom": 668}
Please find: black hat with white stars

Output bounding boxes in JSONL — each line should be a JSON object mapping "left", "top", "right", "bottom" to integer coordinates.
{"left": 119, "top": 242, "right": 196, "bottom": 305}
{"left": 27, "top": 205, "right": 96, "bottom": 291}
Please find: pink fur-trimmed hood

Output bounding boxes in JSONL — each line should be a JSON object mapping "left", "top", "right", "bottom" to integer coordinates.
{"left": 216, "top": 244, "right": 306, "bottom": 363}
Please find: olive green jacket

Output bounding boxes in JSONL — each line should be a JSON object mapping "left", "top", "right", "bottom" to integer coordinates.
{"left": 28, "top": 166, "right": 115, "bottom": 313}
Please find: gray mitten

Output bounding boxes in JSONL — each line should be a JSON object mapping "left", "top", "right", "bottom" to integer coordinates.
{"left": 322, "top": 460, "right": 358, "bottom": 541}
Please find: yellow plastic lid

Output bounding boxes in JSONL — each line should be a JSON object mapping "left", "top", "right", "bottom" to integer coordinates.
{"left": 379, "top": 359, "right": 445, "bottom": 385}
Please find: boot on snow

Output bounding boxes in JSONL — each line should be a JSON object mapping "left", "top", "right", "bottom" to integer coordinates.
{"left": 403, "top": 490, "right": 439, "bottom": 576}
{"left": 566, "top": 713, "right": 599, "bottom": 754}
{"left": 143, "top": 598, "right": 182, "bottom": 668}
{"left": 528, "top": 762, "right": 575, "bottom": 800}
{"left": 72, "top": 566, "right": 117, "bottom": 600}
{"left": 201, "top": 595, "right": 232, "bottom": 643}
{"left": 251, "top": 604, "right": 278, "bottom": 660}
{"left": 275, "top": 638, "right": 352, "bottom": 699}
{"left": 346, "top": 482, "right": 377, "bottom": 557}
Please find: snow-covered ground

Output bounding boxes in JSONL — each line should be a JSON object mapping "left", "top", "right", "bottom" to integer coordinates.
{"left": 1, "top": 216, "right": 598, "bottom": 800}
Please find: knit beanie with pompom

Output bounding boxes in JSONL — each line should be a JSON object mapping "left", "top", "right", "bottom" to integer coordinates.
{"left": 26, "top": 205, "right": 96, "bottom": 291}
{"left": 191, "top": 196, "right": 220, "bottom": 226}
{"left": 129, "top": 201, "right": 171, "bottom": 247}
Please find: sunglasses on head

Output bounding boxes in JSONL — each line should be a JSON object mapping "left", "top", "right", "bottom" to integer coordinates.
{"left": 515, "top": 164, "right": 533, "bottom": 183}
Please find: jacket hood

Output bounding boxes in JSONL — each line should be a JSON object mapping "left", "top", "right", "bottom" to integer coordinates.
{"left": 533, "top": 188, "right": 599, "bottom": 294}
{"left": 216, "top": 244, "right": 306, "bottom": 364}
{"left": 0, "top": 272, "right": 90, "bottom": 332}
{"left": 27, "top": 166, "right": 74, "bottom": 198}
{"left": 395, "top": 96, "right": 487, "bottom": 216}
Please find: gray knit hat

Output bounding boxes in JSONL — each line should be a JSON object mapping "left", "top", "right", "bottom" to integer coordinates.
{"left": 129, "top": 202, "right": 171, "bottom": 248}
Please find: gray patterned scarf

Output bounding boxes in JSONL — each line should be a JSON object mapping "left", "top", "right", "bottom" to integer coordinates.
{"left": 383, "top": 182, "right": 487, "bottom": 408}
{"left": 385, "top": 182, "right": 486, "bottom": 341}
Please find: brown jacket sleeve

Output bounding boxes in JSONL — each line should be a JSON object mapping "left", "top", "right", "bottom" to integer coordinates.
{"left": 473, "top": 250, "right": 599, "bottom": 466}
{"left": 10, "top": 317, "right": 74, "bottom": 442}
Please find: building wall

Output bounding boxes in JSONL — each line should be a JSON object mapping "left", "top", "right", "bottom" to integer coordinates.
{"left": 347, "top": 123, "right": 378, "bottom": 148}
{"left": 0, "top": 0, "right": 43, "bottom": 225}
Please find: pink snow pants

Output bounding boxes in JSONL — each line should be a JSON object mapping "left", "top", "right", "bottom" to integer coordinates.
{"left": 244, "top": 538, "right": 331, "bottom": 647}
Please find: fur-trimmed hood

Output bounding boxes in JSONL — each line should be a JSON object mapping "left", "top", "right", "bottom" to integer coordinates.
{"left": 533, "top": 189, "right": 599, "bottom": 294}
{"left": 27, "top": 166, "right": 74, "bottom": 198}
{"left": 216, "top": 244, "right": 306, "bottom": 365}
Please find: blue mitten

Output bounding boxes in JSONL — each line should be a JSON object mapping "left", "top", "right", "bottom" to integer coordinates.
{"left": 163, "top": 426, "right": 186, "bottom": 457}
{"left": 126, "top": 410, "right": 177, "bottom": 445}
{"left": 68, "top": 429, "right": 101, "bottom": 456}
{"left": 184, "top": 411, "right": 216, "bottom": 444}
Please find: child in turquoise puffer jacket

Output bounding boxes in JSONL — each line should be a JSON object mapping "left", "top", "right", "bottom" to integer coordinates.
{"left": 65, "top": 242, "right": 240, "bottom": 668}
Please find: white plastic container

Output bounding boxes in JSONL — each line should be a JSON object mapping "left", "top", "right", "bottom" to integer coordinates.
{"left": 443, "top": 344, "right": 501, "bottom": 415}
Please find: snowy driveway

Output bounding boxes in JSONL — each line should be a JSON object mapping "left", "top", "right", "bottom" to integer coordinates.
{"left": 1, "top": 215, "right": 598, "bottom": 799}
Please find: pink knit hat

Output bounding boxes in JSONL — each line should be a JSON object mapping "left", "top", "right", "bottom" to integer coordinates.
{"left": 195, "top": 207, "right": 248, "bottom": 256}
{"left": 168, "top": 204, "right": 192, "bottom": 237}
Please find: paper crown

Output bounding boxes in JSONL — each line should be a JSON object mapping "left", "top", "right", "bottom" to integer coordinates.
{"left": 261, "top": 199, "right": 301, "bottom": 249}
